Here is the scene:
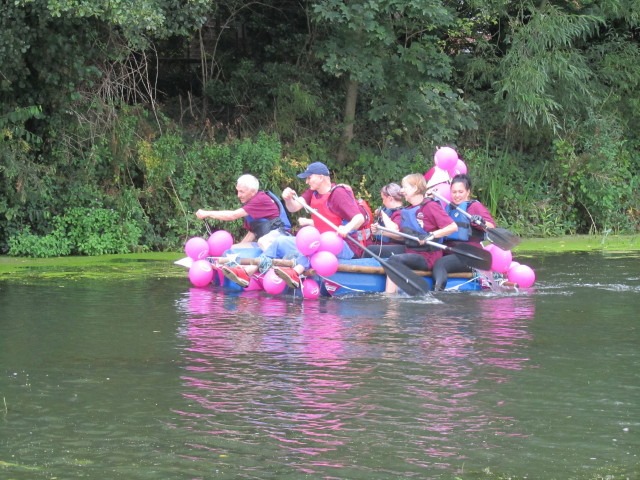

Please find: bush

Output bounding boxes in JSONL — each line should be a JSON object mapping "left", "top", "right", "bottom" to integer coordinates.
{"left": 8, "top": 207, "right": 142, "bottom": 257}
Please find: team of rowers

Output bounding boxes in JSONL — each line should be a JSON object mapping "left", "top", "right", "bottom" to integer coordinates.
{"left": 195, "top": 160, "right": 495, "bottom": 294}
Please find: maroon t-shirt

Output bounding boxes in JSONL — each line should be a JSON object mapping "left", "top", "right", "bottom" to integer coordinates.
{"left": 241, "top": 191, "right": 280, "bottom": 231}
{"left": 466, "top": 201, "right": 495, "bottom": 248}
{"left": 301, "top": 185, "right": 361, "bottom": 223}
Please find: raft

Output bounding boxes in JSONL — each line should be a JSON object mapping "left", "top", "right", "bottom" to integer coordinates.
{"left": 176, "top": 246, "right": 513, "bottom": 296}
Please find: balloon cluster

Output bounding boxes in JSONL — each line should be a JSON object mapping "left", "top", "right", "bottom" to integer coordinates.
{"left": 484, "top": 243, "right": 536, "bottom": 288}
{"left": 184, "top": 230, "right": 235, "bottom": 287}
{"left": 424, "top": 147, "right": 469, "bottom": 203}
{"left": 258, "top": 227, "right": 342, "bottom": 299}
{"left": 426, "top": 146, "right": 536, "bottom": 289}
{"left": 296, "top": 226, "right": 341, "bottom": 278}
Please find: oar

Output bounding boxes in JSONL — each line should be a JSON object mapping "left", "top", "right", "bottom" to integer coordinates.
{"left": 293, "top": 195, "right": 430, "bottom": 296}
{"left": 431, "top": 192, "right": 521, "bottom": 250}
{"left": 376, "top": 226, "right": 492, "bottom": 271}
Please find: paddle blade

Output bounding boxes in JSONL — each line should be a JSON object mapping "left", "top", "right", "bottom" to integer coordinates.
{"left": 381, "top": 261, "right": 430, "bottom": 296}
{"left": 447, "top": 244, "right": 493, "bottom": 271}
{"left": 486, "top": 227, "right": 521, "bottom": 250}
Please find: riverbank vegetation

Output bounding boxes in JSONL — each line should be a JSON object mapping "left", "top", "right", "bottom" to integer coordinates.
{"left": 2, "top": 1, "right": 638, "bottom": 258}
{"left": 1, "top": 235, "right": 637, "bottom": 282}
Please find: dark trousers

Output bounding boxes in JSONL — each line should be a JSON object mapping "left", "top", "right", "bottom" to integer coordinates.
{"left": 432, "top": 254, "right": 471, "bottom": 291}
{"left": 385, "top": 253, "right": 429, "bottom": 272}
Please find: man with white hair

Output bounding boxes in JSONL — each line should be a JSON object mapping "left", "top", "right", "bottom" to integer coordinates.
{"left": 219, "top": 162, "right": 365, "bottom": 289}
{"left": 196, "top": 174, "right": 288, "bottom": 245}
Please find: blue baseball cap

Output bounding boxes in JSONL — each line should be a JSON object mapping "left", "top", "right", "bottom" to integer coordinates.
{"left": 297, "top": 162, "right": 330, "bottom": 178}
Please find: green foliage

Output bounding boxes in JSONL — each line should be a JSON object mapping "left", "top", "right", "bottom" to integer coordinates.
{"left": 312, "top": 0, "right": 477, "bottom": 147}
{"left": 2, "top": 0, "right": 639, "bottom": 258}
{"left": 463, "top": 147, "right": 571, "bottom": 237}
{"left": 7, "top": 225, "right": 72, "bottom": 258}
{"left": 332, "top": 145, "right": 428, "bottom": 205}
{"left": 549, "top": 113, "right": 638, "bottom": 234}
{"left": 8, "top": 207, "right": 142, "bottom": 257}
{"left": 495, "top": 4, "right": 601, "bottom": 133}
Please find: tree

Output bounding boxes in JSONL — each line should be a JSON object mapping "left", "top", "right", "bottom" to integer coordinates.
{"left": 312, "top": 0, "right": 477, "bottom": 161}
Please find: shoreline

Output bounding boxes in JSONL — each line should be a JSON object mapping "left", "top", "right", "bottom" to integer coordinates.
{"left": 1, "top": 234, "right": 637, "bottom": 282}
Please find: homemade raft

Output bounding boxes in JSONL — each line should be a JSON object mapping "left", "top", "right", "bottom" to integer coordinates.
{"left": 176, "top": 246, "right": 516, "bottom": 297}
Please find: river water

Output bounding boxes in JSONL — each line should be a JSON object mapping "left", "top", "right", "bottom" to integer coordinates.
{"left": 1, "top": 252, "right": 638, "bottom": 479}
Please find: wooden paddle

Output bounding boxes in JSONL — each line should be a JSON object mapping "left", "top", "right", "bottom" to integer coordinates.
{"left": 293, "top": 195, "right": 430, "bottom": 296}
{"left": 431, "top": 192, "right": 521, "bottom": 250}
{"left": 376, "top": 226, "right": 493, "bottom": 271}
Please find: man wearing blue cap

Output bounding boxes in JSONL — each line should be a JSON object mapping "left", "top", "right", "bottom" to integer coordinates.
{"left": 273, "top": 161, "right": 364, "bottom": 287}
{"left": 220, "top": 161, "right": 364, "bottom": 289}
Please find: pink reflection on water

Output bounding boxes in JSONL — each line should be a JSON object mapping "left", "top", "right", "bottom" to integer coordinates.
{"left": 477, "top": 296, "right": 536, "bottom": 378}
{"left": 405, "top": 295, "right": 536, "bottom": 467}
{"left": 173, "top": 288, "right": 537, "bottom": 473}
{"left": 266, "top": 302, "right": 365, "bottom": 462}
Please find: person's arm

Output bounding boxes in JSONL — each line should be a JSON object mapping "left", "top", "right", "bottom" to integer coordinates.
{"left": 195, "top": 207, "right": 247, "bottom": 221}
{"left": 281, "top": 187, "right": 305, "bottom": 213}
{"left": 418, "top": 203, "right": 458, "bottom": 244}
{"left": 372, "top": 209, "right": 402, "bottom": 240}
{"left": 328, "top": 187, "right": 365, "bottom": 237}
{"left": 336, "top": 213, "right": 364, "bottom": 237}
{"left": 468, "top": 202, "right": 496, "bottom": 229}
{"left": 430, "top": 221, "right": 458, "bottom": 240}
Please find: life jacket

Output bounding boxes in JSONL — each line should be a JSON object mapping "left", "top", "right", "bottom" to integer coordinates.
{"left": 309, "top": 185, "right": 372, "bottom": 257}
{"left": 246, "top": 191, "right": 292, "bottom": 238}
{"left": 310, "top": 189, "right": 345, "bottom": 234}
{"left": 444, "top": 201, "right": 474, "bottom": 241}
{"left": 399, "top": 198, "right": 443, "bottom": 250}
{"left": 443, "top": 200, "right": 485, "bottom": 242}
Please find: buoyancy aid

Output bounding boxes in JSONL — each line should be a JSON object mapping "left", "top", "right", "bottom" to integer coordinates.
{"left": 444, "top": 201, "right": 474, "bottom": 241}
{"left": 246, "top": 191, "right": 292, "bottom": 238}
{"left": 310, "top": 189, "right": 344, "bottom": 234}
{"left": 399, "top": 198, "right": 442, "bottom": 250}
{"left": 443, "top": 200, "right": 485, "bottom": 242}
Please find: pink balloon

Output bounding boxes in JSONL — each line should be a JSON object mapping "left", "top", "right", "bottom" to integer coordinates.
{"left": 490, "top": 246, "right": 513, "bottom": 274}
{"left": 296, "top": 226, "right": 321, "bottom": 256}
{"left": 310, "top": 251, "right": 339, "bottom": 277}
{"left": 207, "top": 230, "right": 234, "bottom": 256}
{"left": 484, "top": 243, "right": 496, "bottom": 253}
{"left": 434, "top": 147, "right": 459, "bottom": 171}
{"left": 245, "top": 277, "right": 263, "bottom": 291}
{"left": 508, "top": 264, "right": 536, "bottom": 288}
{"left": 188, "top": 260, "right": 214, "bottom": 287}
{"left": 507, "top": 261, "right": 521, "bottom": 275}
{"left": 302, "top": 278, "right": 321, "bottom": 299}
{"left": 185, "top": 237, "right": 210, "bottom": 260}
{"left": 262, "top": 268, "right": 287, "bottom": 294}
{"left": 448, "top": 159, "right": 468, "bottom": 176}
{"left": 431, "top": 182, "right": 451, "bottom": 202}
{"left": 318, "top": 231, "right": 344, "bottom": 255}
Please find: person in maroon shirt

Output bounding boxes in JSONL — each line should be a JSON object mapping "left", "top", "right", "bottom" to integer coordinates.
{"left": 372, "top": 173, "right": 458, "bottom": 294}
{"left": 220, "top": 162, "right": 364, "bottom": 289}
{"left": 432, "top": 174, "right": 495, "bottom": 291}
{"left": 195, "top": 174, "right": 281, "bottom": 245}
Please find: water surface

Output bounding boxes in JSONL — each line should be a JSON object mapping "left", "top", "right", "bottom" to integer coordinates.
{"left": 1, "top": 252, "right": 638, "bottom": 478}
